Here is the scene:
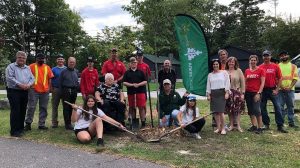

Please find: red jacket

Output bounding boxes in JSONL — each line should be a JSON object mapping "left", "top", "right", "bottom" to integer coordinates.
{"left": 80, "top": 67, "right": 99, "bottom": 96}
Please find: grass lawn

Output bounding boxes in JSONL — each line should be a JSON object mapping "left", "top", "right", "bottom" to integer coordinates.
{"left": 0, "top": 95, "right": 300, "bottom": 167}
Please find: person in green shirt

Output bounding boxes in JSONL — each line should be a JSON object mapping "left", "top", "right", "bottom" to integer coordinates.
{"left": 278, "top": 51, "right": 299, "bottom": 128}
{"left": 159, "top": 79, "right": 189, "bottom": 127}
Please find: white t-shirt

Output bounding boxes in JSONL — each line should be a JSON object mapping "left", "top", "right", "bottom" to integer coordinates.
{"left": 180, "top": 105, "right": 200, "bottom": 124}
{"left": 74, "top": 108, "right": 105, "bottom": 130}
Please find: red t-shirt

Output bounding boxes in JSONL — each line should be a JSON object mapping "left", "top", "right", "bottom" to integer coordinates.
{"left": 101, "top": 59, "right": 126, "bottom": 81}
{"left": 245, "top": 68, "right": 265, "bottom": 92}
{"left": 80, "top": 67, "right": 99, "bottom": 96}
{"left": 137, "top": 62, "right": 151, "bottom": 78}
{"left": 259, "top": 63, "right": 282, "bottom": 88}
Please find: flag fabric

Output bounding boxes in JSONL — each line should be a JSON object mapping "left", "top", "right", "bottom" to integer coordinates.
{"left": 174, "top": 14, "right": 209, "bottom": 96}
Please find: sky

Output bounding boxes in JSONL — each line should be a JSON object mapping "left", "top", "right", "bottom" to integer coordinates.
{"left": 65, "top": 0, "right": 300, "bottom": 37}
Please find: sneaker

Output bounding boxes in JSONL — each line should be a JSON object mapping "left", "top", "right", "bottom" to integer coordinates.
{"left": 24, "top": 124, "right": 31, "bottom": 131}
{"left": 247, "top": 126, "right": 257, "bottom": 132}
{"left": 289, "top": 124, "right": 299, "bottom": 128}
{"left": 65, "top": 124, "right": 74, "bottom": 130}
{"left": 51, "top": 125, "right": 58, "bottom": 128}
{"left": 38, "top": 126, "right": 48, "bottom": 130}
{"left": 95, "top": 138, "right": 105, "bottom": 152}
{"left": 193, "top": 133, "right": 202, "bottom": 139}
{"left": 96, "top": 138, "right": 104, "bottom": 146}
{"left": 220, "top": 130, "right": 226, "bottom": 135}
{"left": 255, "top": 128, "right": 263, "bottom": 134}
{"left": 277, "top": 127, "right": 288, "bottom": 133}
{"left": 262, "top": 125, "right": 270, "bottom": 130}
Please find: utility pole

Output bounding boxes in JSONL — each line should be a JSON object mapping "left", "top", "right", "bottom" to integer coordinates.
{"left": 273, "top": 0, "right": 279, "bottom": 26}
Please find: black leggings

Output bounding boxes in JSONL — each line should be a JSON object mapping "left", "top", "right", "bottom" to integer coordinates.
{"left": 184, "top": 118, "right": 206, "bottom": 133}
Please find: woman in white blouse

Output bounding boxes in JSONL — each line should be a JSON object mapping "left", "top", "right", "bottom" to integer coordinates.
{"left": 206, "top": 59, "right": 230, "bottom": 135}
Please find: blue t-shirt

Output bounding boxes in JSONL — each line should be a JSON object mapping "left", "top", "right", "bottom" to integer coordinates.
{"left": 51, "top": 66, "right": 66, "bottom": 87}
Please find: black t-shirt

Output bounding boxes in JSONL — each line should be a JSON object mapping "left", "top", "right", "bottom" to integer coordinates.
{"left": 158, "top": 69, "right": 176, "bottom": 90}
{"left": 96, "top": 83, "right": 120, "bottom": 101}
{"left": 123, "top": 69, "right": 146, "bottom": 94}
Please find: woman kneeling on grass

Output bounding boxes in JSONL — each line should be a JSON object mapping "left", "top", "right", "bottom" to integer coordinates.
{"left": 177, "top": 96, "right": 206, "bottom": 139}
{"left": 71, "top": 95, "right": 125, "bottom": 147}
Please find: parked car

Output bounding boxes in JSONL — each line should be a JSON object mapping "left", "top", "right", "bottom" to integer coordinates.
{"left": 291, "top": 54, "right": 300, "bottom": 93}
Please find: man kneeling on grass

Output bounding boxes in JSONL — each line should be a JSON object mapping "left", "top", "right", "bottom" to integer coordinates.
{"left": 71, "top": 95, "right": 125, "bottom": 147}
{"left": 177, "top": 96, "right": 205, "bottom": 139}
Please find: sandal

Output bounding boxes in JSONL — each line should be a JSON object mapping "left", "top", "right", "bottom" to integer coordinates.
{"left": 237, "top": 127, "right": 244, "bottom": 132}
{"left": 214, "top": 129, "right": 220, "bottom": 134}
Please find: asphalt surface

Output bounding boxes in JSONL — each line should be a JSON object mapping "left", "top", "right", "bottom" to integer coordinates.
{"left": 0, "top": 137, "right": 167, "bottom": 168}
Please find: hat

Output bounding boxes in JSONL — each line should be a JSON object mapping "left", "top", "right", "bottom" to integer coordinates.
{"left": 187, "top": 95, "right": 196, "bottom": 101}
{"left": 136, "top": 49, "right": 143, "bottom": 56}
{"left": 262, "top": 50, "right": 271, "bottom": 56}
{"left": 56, "top": 53, "right": 64, "bottom": 59}
{"left": 111, "top": 48, "right": 117, "bottom": 52}
{"left": 279, "top": 50, "right": 288, "bottom": 56}
{"left": 163, "top": 79, "right": 171, "bottom": 85}
{"left": 129, "top": 57, "right": 137, "bottom": 63}
{"left": 87, "top": 56, "right": 94, "bottom": 62}
{"left": 36, "top": 53, "right": 45, "bottom": 58}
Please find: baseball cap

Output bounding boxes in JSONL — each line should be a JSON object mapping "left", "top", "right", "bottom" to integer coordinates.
{"left": 87, "top": 56, "right": 94, "bottom": 62}
{"left": 279, "top": 50, "right": 288, "bottom": 56}
{"left": 262, "top": 50, "right": 271, "bottom": 56}
{"left": 129, "top": 57, "right": 137, "bottom": 63}
{"left": 136, "top": 49, "right": 143, "bottom": 56}
{"left": 56, "top": 53, "right": 64, "bottom": 59}
{"left": 36, "top": 53, "right": 45, "bottom": 58}
{"left": 187, "top": 95, "right": 196, "bottom": 101}
{"left": 163, "top": 79, "right": 171, "bottom": 85}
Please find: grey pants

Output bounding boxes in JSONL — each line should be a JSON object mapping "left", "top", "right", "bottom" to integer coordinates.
{"left": 25, "top": 89, "right": 49, "bottom": 126}
{"left": 51, "top": 87, "right": 62, "bottom": 126}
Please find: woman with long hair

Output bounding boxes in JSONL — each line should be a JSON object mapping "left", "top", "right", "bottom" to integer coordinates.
{"left": 225, "top": 57, "right": 245, "bottom": 132}
{"left": 206, "top": 59, "right": 230, "bottom": 135}
{"left": 177, "top": 96, "right": 206, "bottom": 139}
{"left": 71, "top": 95, "right": 125, "bottom": 146}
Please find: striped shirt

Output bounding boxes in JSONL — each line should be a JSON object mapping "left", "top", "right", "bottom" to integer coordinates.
{"left": 5, "top": 62, "right": 35, "bottom": 89}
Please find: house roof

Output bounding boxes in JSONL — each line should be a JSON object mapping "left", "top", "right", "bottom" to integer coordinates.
{"left": 143, "top": 54, "right": 180, "bottom": 65}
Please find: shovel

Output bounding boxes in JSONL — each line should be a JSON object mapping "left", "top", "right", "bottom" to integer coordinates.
{"left": 147, "top": 112, "right": 214, "bottom": 143}
{"left": 64, "top": 101, "right": 146, "bottom": 141}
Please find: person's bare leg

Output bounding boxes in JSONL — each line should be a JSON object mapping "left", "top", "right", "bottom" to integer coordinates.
{"left": 89, "top": 117, "right": 103, "bottom": 139}
{"left": 220, "top": 113, "right": 226, "bottom": 134}
{"left": 237, "top": 113, "right": 243, "bottom": 132}
{"left": 228, "top": 113, "right": 234, "bottom": 131}
{"left": 214, "top": 113, "right": 221, "bottom": 133}
{"left": 138, "top": 107, "right": 146, "bottom": 127}
{"left": 76, "top": 131, "right": 91, "bottom": 143}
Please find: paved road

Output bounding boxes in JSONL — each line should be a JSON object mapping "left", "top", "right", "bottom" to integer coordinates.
{"left": 0, "top": 137, "right": 166, "bottom": 168}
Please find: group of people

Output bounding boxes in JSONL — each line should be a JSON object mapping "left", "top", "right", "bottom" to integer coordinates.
{"left": 206, "top": 49, "right": 298, "bottom": 135}
{"left": 5, "top": 48, "right": 184, "bottom": 146}
{"left": 6, "top": 47, "right": 297, "bottom": 147}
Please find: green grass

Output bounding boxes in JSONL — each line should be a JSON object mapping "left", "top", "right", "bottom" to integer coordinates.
{"left": 1, "top": 96, "right": 300, "bottom": 167}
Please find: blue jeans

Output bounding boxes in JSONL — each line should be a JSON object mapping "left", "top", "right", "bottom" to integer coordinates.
{"left": 160, "top": 109, "right": 180, "bottom": 127}
{"left": 278, "top": 90, "right": 295, "bottom": 124}
{"left": 260, "top": 88, "right": 284, "bottom": 127}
